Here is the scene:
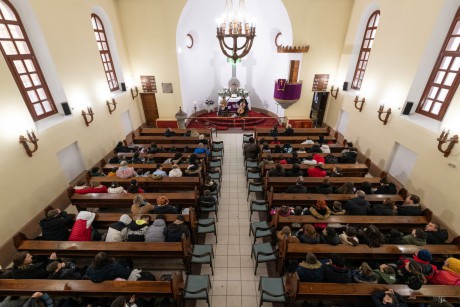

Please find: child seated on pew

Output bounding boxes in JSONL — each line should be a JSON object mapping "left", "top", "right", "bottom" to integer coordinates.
{"left": 145, "top": 215, "right": 166, "bottom": 242}
{"left": 46, "top": 260, "right": 84, "bottom": 280}
{"left": 127, "top": 179, "right": 144, "bottom": 193}
{"left": 69, "top": 211, "right": 98, "bottom": 241}
{"left": 352, "top": 262, "right": 378, "bottom": 283}
{"left": 108, "top": 182, "right": 126, "bottom": 194}
{"left": 105, "top": 214, "right": 132, "bottom": 242}
{"left": 127, "top": 215, "right": 151, "bottom": 242}
{"left": 116, "top": 161, "right": 138, "bottom": 179}
{"left": 131, "top": 195, "right": 154, "bottom": 214}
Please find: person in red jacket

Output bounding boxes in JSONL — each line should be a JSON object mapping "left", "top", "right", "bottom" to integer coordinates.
{"left": 307, "top": 162, "right": 327, "bottom": 177}
{"left": 69, "top": 211, "right": 96, "bottom": 241}
{"left": 312, "top": 153, "right": 325, "bottom": 164}
{"left": 73, "top": 180, "right": 108, "bottom": 194}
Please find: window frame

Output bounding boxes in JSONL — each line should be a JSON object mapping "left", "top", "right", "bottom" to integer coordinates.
{"left": 351, "top": 10, "right": 380, "bottom": 90}
{"left": 91, "top": 13, "right": 119, "bottom": 92}
{"left": 416, "top": 7, "right": 460, "bottom": 120}
{"left": 0, "top": 0, "right": 57, "bottom": 121}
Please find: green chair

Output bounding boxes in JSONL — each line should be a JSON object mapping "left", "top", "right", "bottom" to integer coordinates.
{"left": 197, "top": 218, "right": 217, "bottom": 243}
{"left": 249, "top": 221, "right": 273, "bottom": 244}
{"left": 247, "top": 182, "right": 264, "bottom": 200}
{"left": 249, "top": 200, "right": 268, "bottom": 222}
{"left": 246, "top": 169, "right": 261, "bottom": 186}
{"left": 242, "top": 134, "right": 253, "bottom": 149}
{"left": 212, "top": 141, "right": 224, "bottom": 155}
{"left": 182, "top": 274, "right": 212, "bottom": 307}
{"left": 211, "top": 148, "right": 223, "bottom": 162}
{"left": 207, "top": 169, "right": 222, "bottom": 183}
{"left": 189, "top": 244, "right": 214, "bottom": 275}
{"left": 199, "top": 199, "right": 218, "bottom": 222}
{"left": 258, "top": 276, "right": 287, "bottom": 307}
{"left": 252, "top": 242, "right": 279, "bottom": 275}
{"left": 209, "top": 159, "right": 222, "bottom": 170}
{"left": 245, "top": 158, "right": 259, "bottom": 170}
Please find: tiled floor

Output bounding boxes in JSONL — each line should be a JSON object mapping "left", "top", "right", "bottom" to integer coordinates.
{"left": 196, "top": 132, "right": 271, "bottom": 307}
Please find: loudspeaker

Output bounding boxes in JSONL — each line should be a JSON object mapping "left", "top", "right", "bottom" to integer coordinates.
{"left": 343, "top": 81, "right": 349, "bottom": 91}
{"left": 402, "top": 102, "right": 414, "bottom": 115}
{"left": 121, "top": 82, "right": 127, "bottom": 92}
{"left": 61, "top": 102, "right": 72, "bottom": 116}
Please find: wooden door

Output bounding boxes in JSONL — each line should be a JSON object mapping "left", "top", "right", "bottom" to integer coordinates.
{"left": 140, "top": 93, "right": 159, "bottom": 127}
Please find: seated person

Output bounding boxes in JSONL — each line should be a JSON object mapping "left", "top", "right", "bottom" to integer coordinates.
{"left": 73, "top": 180, "right": 108, "bottom": 194}
{"left": 127, "top": 179, "right": 144, "bottom": 193}
{"left": 184, "top": 163, "right": 202, "bottom": 176}
{"left": 164, "top": 128, "right": 176, "bottom": 137}
{"left": 164, "top": 152, "right": 183, "bottom": 165}
{"left": 164, "top": 215, "right": 190, "bottom": 242}
{"left": 401, "top": 228, "right": 427, "bottom": 246}
{"left": 428, "top": 257, "right": 460, "bottom": 285}
{"left": 46, "top": 260, "right": 83, "bottom": 280}
{"left": 285, "top": 176, "right": 307, "bottom": 193}
{"left": 12, "top": 251, "right": 58, "bottom": 279}
{"left": 144, "top": 154, "right": 156, "bottom": 164}
{"left": 116, "top": 161, "right": 138, "bottom": 178}
{"left": 152, "top": 163, "right": 168, "bottom": 177}
{"left": 374, "top": 177, "right": 397, "bottom": 194}
{"left": 168, "top": 164, "right": 183, "bottom": 177}
{"left": 339, "top": 226, "right": 359, "bottom": 246}
{"left": 108, "top": 181, "right": 126, "bottom": 193}
{"left": 352, "top": 262, "right": 377, "bottom": 283}
{"left": 307, "top": 162, "right": 327, "bottom": 177}
{"left": 269, "top": 125, "right": 278, "bottom": 137}
{"left": 68, "top": 211, "right": 97, "bottom": 241}
{"left": 371, "top": 289, "right": 406, "bottom": 306}
{"left": 322, "top": 253, "right": 353, "bottom": 283}
{"left": 316, "top": 178, "right": 333, "bottom": 194}
{"left": 371, "top": 198, "right": 396, "bottom": 215}
{"left": 107, "top": 167, "right": 118, "bottom": 177}
{"left": 321, "top": 227, "right": 340, "bottom": 245}
{"left": 283, "top": 143, "right": 293, "bottom": 153}
{"left": 127, "top": 215, "right": 151, "bottom": 242}
{"left": 105, "top": 214, "right": 132, "bottom": 242}
{"left": 425, "top": 222, "right": 448, "bottom": 244}
{"left": 203, "top": 175, "right": 218, "bottom": 193}
{"left": 39, "top": 209, "right": 74, "bottom": 241}
{"left": 86, "top": 252, "right": 133, "bottom": 282}
{"left": 131, "top": 152, "right": 144, "bottom": 164}
{"left": 397, "top": 194, "right": 422, "bottom": 216}
{"left": 147, "top": 142, "right": 160, "bottom": 154}
{"left": 268, "top": 163, "right": 285, "bottom": 177}
{"left": 286, "top": 163, "right": 303, "bottom": 177}
{"left": 273, "top": 144, "right": 283, "bottom": 153}
{"left": 296, "top": 253, "right": 324, "bottom": 282}
{"left": 287, "top": 151, "right": 301, "bottom": 164}
{"left": 218, "top": 98, "right": 229, "bottom": 116}
{"left": 90, "top": 167, "right": 106, "bottom": 177}
{"left": 297, "top": 224, "right": 320, "bottom": 244}
{"left": 131, "top": 195, "right": 154, "bottom": 214}
{"left": 372, "top": 264, "right": 397, "bottom": 284}
{"left": 270, "top": 137, "right": 281, "bottom": 145}
{"left": 284, "top": 124, "right": 294, "bottom": 136}
{"left": 329, "top": 166, "right": 343, "bottom": 177}
{"left": 183, "top": 130, "right": 192, "bottom": 137}
{"left": 343, "top": 190, "right": 370, "bottom": 215}
{"left": 199, "top": 190, "right": 216, "bottom": 209}
{"left": 145, "top": 215, "right": 166, "bottom": 242}
{"left": 152, "top": 195, "right": 177, "bottom": 214}
{"left": 115, "top": 141, "right": 131, "bottom": 153}
{"left": 277, "top": 226, "right": 300, "bottom": 243}
{"left": 194, "top": 143, "right": 209, "bottom": 155}
{"left": 334, "top": 181, "right": 355, "bottom": 194}
{"left": 198, "top": 134, "right": 209, "bottom": 145}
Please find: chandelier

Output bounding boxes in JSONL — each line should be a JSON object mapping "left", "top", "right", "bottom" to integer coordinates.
{"left": 216, "top": 0, "right": 256, "bottom": 63}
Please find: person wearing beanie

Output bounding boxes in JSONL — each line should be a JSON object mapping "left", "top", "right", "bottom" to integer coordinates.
{"left": 372, "top": 264, "right": 397, "bottom": 284}
{"left": 126, "top": 215, "right": 151, "bottom": 242}
{"left": 296, "top": 253, "right": 324, "bottom": 282}
{"left": 164, "top": 215, "right": 190, "bottom": 242}
{"left": 297, "top": 224, "right": 321, "bottom": 244}
{"left": 145, "top": 215, "right": 166, "bottom": 242}
{"left": 371, "top": 288, "right": 407, "bottom": 307}
{"left": 39, "top": 209, "right": 74, "bottom": 241}
{"left": 307, "top": 162, "right": 327, "bottom": 177}
{"left": 352, "top": 262, "right": 378, "bottom": 283}
{"left": 152, "top": 195, "right": 177, "bottom": 214}
{"left": 322, "top": 253, "right": 352, "bottom": 283}
{"left": 68, "top": 211, "right": 96, "bottom": 241}
{"left": 401, "top": 228, "right": 427, "bottom": 246}
{"left": 105, "top": 214, "right": 132, "bottom": 242}
{"left": 131, "top": 194, "right": 154, "bottom": 214}
{"left": 321, "top": 227, "right": 340, "bottom": 245}
{"left": 428, "top": 257, "right": 460, "bottom": 285}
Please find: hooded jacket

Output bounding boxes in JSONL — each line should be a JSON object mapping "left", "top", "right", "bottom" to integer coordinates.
{"left": 168, "top": 168, "right": 183, "bottom": 177}
{"left": 164, "top": 222, "right": 190, "bottom": 242}
{"left": 372, "top": 269, "right": 397, "bottom": 284}
{"left": 145, "top": 219, "right": 166, "bottom": 242}
{"left": 126, "top": 220, "right": 149, "bottom": 242}
{"left": 397, "top": 205, "right": 422, "bottom": 216}
{"left": 426, "top": 229, "right": 448, "bottom": 244}
{"left": 401, "top": 235, "right": 426, "bottom": 246}
{"left": 105, "top": 214, "right": 132, "bottom": 242}
{"left": 352, "top": 269, "right": 378, "bottom": 283}
{"left": 39, "top": 212, "right": 73, "bottom": 241}
{"left": 47, "top": 262, "right": 82, "bottom": 280}
{"left": 371, "top": 203, "right": 395, "bottom": 216}
{"left": 68, "top": 211, "right": 96, "bottom": 241}
{"left": 152, "top": 204, "right": 177, "bottom": 214}
{"left": 296, "top": 261, "right": 324, "bottom": 282}
{"left": 12, "top": 262, "right": 50, "bottom": 279}
{"left": 321, "top": 233, "right": 340, "bottom": 245}
{"left": 86, "top": 261, "right": 132, "bottom": 283}
{"left": 323, "top": 264, "right": 352, "bottom": 283}
{"left": 371, "top": 291, "right": 408, "bottom": 307}
{"left": 309, "top": 207, "right": 331, "bottom": 219}
{"left": 343, "top": 197, "right": 370, "bottom": 215}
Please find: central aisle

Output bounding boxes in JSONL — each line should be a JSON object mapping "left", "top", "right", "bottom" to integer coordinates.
{"left": 198, "top": 132, "right": 270, "bottom": 307}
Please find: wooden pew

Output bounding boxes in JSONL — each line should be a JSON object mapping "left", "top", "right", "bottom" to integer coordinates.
{"left": 0, "top": 274, "right": 183, "bottom": 301}
{"left": 268, "top": 190, "right": 404, "bottom": 208}
{"left": 90, "top": 212, "right": 194, "bottom": 229}
{"left": 140, "top": 127, "right": 212, "bottom": 137}
{"left": 265, "top": 176, "right": 382, "bottom": 193}
{"left": 102, "top": 163, "right": 202, "bottom": 173}
{"left": 260, "top": 152, "right": 343, "bottom": 159}
{"left": 132, "top": 143, "right": 209, "bottom": 152}
{"left": 70, "top": 191, "right": 198, "bottom": 211}
{"left": 254, "top": 127, "right": 330, "bottom": 137}
{"left": 285, "top": 275, "right": 460, "bottom": 303}
{"left": 106, "top": 152, "right": 206, "bottom": 161}
{"left": 133, "top": 136, "right": 211, "bottom": 145}
{"left": 257, "top": 135, "right": 336, "bottom": 144}
{"left": 13, "top": 232, "right": 192, "bottom": 260}
{"left": 277, "top": 239, "right": 460, "bottom": 273}
{"left": 263, "top": 163, "right": 369, "bottom": 177}
{"left": 89, "top": 176, "right": 201, "bottom": 192}
{"left": 270, "top": 210, "right": 432, "bottom": 231}
{"left": 261, "top": 143, "right": 346, "bottom": 153}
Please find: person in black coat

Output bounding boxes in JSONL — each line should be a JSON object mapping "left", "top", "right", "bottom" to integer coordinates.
{"left": 39, "top": 209, "right": 74, "bottom": 241}
{"left": 307, "top": 143, "right": 322, "bottom": 153}
{"left": 322, "top": 253, "right": 352, "bottom": 283}
{"left": 86, "top": 252, "right": 132, "bottom": 283}
{"left": 296, "top": 253, "right": 324, "bottom": 282}
{"left": 371, "top": 289, "right": 408, "bottom": 307}
{"left": 12, "top": 251, "right": 57, "bottom": 279}
{"left": 268, "top": 163, "right": 285, "bottom": 177}
{"left": 46, "top": 261, "right": 83, "bottom": 280}
{"left": 164, "top": 216, "right": 190, "bottom": 242}
{"left": 164, "top": 128, "right": 176, "bottom": 137}
{"left": 115, "top": 141, "right": 131, "bottom": 153}
{"left": 285, "top": 176, "right": 307, "bottom": 193}
{"left": 371, "top": 198, "right": 396, "bottom": 215}
{"left": 374, "top": 177, "right": 398, "bottom": 194}
{"left": 425, "top": 222, "right": 448, "bottom": 244}
{"left": 321, "top": 227, "right": 340, "bottom": 245}
{"left": 397, "top": 194, "right": 422, "bottom": 216}
{"left": 343, "top": 190, "right": 370, "bottom": 215}
{"left": 284, "top": 124, "right": 295, "bottom": 136}
{"left": 287, "top": 151, "right": 301, "bottom": 164}
{"left": 316, "top": 178, "right": 333, "bottom": 194}
{"left": 286, "top": 163, "right": 303, "bottom": 177}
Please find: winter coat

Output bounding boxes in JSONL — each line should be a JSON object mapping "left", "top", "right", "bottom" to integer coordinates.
{"left": 73, "top": 185, "right": 108, "bottom": 194}
{"left": 105, "top": 214, "right": 132, "bottom": 242}
{"left": 323, "top": 264, "right": 352, "bottom": 283}
{"left": 164, "top": 223, "right": 190, "bottom": 242}
{"left": 47, "top": 262, "right": 82, "bottom": 280}
{"left": 426, "top": 229, "right": 448, "bottom": 244}
{"left": 372, "top": 203, "right": 395, "bottom": 216}
{"left": 145, "top": 219, "right": 166, "bottom": 242}
{"left": 116, "top": 167, "right": 137, "bottom": 179}
{"left": 339, "top": 233, "right": 359, "bottom": 246}
{"left": 321, "top": 234, "right": 340, "bottom": 245}
{"left": 372, "top": 269, "right": 397, "bottom": 284}
{"left": 296, "top": 261, "right": 324, "bottom": 282}
{"left": 397, "top": 205, "right": 422, "bottom": 216}
{"left": 352, "top": 269, "right": 378, "bottom": 283}
{"left": 298, "top": 233, "right": 321, "bottom": 244}
{"left": 39, "top": 212, "right": 73, "bottom": 241}
{"left": 68, "top": 211, "right": 95, "bottom": 241}
{"left": 244, "top": 143, "right": 258, "bottom": 159}
{"left": 12, "top": 261, "right": 50, "bottom": 279}
{"left": 428, "top": 269, "right": 460, "bottom": 285}
{"left": 343, "top": 197, "right": 370, "bottom": 215}
{"left": 127, "top": 220, "right": 149, "bottom": 242}
{"left": 0, "top": 297, "right": 41, "bottom": 307}
{"left": 86, "top": 261, "right": 132, "bottom": 283}
{"left": 152, "top": 205, "right": 177, "bottom": 214}
{"left": 285, "top": 185, "right": 307, "bottom": 193}
{"left": 398, "top": 256, "right": 436, "bottom": 277}
{"left": 168, "top": 168, "right": 183, "bottom": 177}
{"left": 131, "top": 203, "right": 154, "bottom": 214}
{"left": 371, "top": 291, "right": 408, "bottom": 307}
{"left": 108, "top": 186, "right": 125, "bottom": 193}
{"left": 268, "top": 168, "right": 285, "bottom": 177}
{"left": 312, "top": 154, "right": 325, "bottom": 164}
{"left": 307, "top": 166, "right": 327, "bottom": 177}
{"left": 401, "top": 235, "right": 426, "bottom": 246}
{"left": 316, "top": 184, "right": 333, "bottom": 194}
{"left": 309, "top": 207, "right": 331, "bottom": 219}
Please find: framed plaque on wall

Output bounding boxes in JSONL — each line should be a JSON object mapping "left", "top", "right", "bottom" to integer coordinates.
{"left": 140, "top": 76, "right": 157, "bottom": 93}
{"left": 312, "top": 74, "right": 330, "bottom": 92}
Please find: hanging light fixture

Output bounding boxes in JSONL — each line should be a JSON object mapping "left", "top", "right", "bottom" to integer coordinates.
{"left": 216, "top": 0, "right": 256, "bottom": 63}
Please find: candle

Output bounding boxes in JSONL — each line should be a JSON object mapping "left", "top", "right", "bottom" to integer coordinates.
{"left": 194, "top": 101, "right": 196, "bottom": 105}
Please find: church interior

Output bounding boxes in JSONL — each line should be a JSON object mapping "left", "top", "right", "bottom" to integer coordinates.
{"left": 0, "top": 0, "right": 460, "bottom": 305}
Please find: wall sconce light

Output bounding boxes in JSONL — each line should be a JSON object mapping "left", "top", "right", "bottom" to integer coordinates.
{"left": 19, "top": 130, "right": 39, "bottom": 157}
{"left": 131, "top": 86, "right": 139, "bottom": 100}
{"left": 354, "top": 95, "right": 365, "bottom": 112}
{"left": 377, "top": 105, "right": 391, "bottom": 125}
{"left": 437, "top": 129, "right": 459, "bottom": 157}
{"left": 82, "top": 107, "right": 94, "bottom": 126}
{"left": 106, "top": 99, "right": 117, "bottom": 114}
{"left": 330, "top": 86, "right": 339, "bottom": 99}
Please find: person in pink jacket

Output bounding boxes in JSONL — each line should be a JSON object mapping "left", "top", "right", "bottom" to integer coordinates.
{"left": 116, "top": 161, "right": 137, "bottom": 178}
{"left": 69, "top": 211, "right": 96, "bottom": 241}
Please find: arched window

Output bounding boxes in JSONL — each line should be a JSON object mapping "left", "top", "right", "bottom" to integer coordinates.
{"left": 351, "top": 10, "right": 380, "bottom": 90}
{"left": 91, "top": 13, "right": 119, "bottom": 91}
{"left": 0, "top": 0, "right": 57, "bottom": 121}
{"left": 416, "top": 8, "right": 460, "bottom": 120}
